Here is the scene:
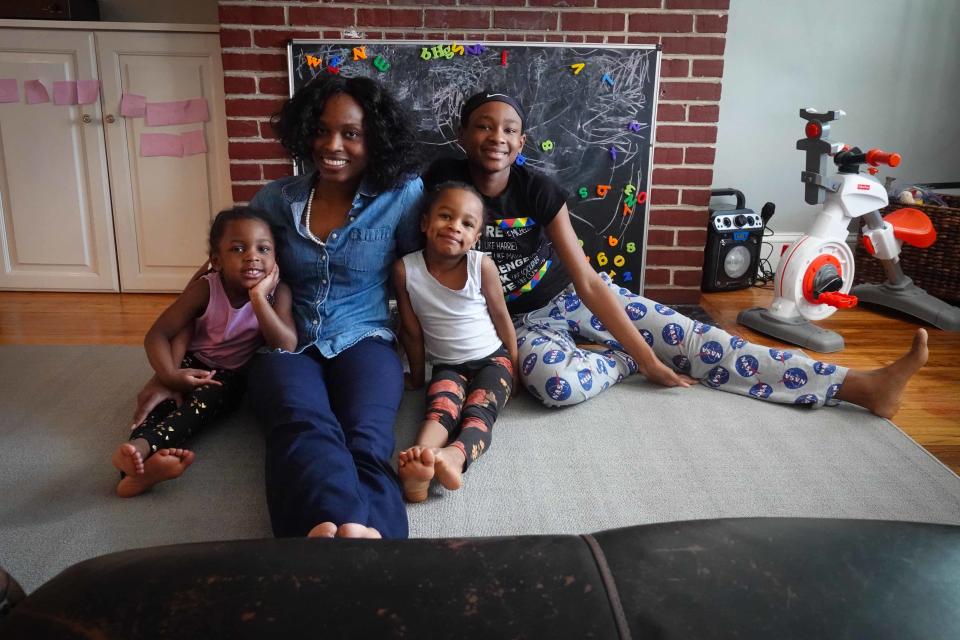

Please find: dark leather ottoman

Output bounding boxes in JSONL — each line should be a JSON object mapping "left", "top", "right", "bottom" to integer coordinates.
{"left": 2, "top": 518, "right": 958, "bottom": 639}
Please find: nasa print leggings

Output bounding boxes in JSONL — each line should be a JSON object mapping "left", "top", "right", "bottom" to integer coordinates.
{"left": 514, "top": 273, "right": 848, "bottom": 408}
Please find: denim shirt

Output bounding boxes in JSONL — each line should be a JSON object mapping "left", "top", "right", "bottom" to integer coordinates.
{"left": 250, "top": 171, "right": 423, "bottom": 358}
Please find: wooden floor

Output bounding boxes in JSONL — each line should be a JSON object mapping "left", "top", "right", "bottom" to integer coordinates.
{"left": 1, "top": 287, "right": 958, "bottom": 473}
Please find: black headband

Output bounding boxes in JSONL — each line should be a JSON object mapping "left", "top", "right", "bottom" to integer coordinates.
{"left": 460, "top": 91, "right": 526, "bottom": 130}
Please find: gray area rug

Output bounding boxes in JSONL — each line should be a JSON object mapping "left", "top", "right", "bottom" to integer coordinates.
{"left": 1, "top": 345, "right": 958, "bottom": 592}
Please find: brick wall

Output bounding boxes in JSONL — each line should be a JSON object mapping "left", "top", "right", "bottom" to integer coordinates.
{"left": 218, "top": 0, "right": 729, "bottom": 303}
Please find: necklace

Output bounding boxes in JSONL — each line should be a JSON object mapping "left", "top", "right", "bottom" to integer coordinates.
{"left": 303, "top": 185, "right": 323, "bottom": 244}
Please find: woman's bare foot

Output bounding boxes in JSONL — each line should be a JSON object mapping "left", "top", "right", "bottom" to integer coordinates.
{"left": 398, "top": 446, "right": 436, "bottom": 503}
{"left": 837, "top": 328, "right": 928, "bottom": 419}
{"left": 336, "top": 523, "right": 382, "bottom": 539}
{"left": 111, "top": 442, "right": 145, "bottom": 477}
{"left": 116, "top": 448, "right": 195, "bottom": 498}
{"left": 307, "top": 521, "right": 337, "bottom": 538}
{"left": 434, "top": 446, "right": 466, "bottom": 492}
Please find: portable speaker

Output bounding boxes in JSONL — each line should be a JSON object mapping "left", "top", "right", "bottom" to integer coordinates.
{"left": 701, "top": 189, "right": 768, "bottom": 292}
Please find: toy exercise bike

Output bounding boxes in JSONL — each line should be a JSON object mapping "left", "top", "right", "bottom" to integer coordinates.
{"left": 738, "top": 108, "right": 960, "bottom": 352}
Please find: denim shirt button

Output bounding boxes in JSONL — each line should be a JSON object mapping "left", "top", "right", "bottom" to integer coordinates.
{"left": 331, "top": 233, "right": 337, "bottom": 240}
{"left": 322, "top": 279, "right": 327, "bottom": 285}
{"left": 312, "top": 319, "right": 319, "bottom": 325}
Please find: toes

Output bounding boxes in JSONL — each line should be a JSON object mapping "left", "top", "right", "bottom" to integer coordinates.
{"left": 308, "top": 522, "right": 337, "bottom": 538}
{"left": 421, "top": 447, "right": 436, "bottom": 465}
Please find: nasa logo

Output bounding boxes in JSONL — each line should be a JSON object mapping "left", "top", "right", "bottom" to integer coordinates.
{"left": 604, "top": 354, "right": 619, "bottom": 368}
{"left": 543, "top": 350, "right": 566, "bottom": 365}
{"left": 590, "top": 315, "right": 606, "bottom": 332}
{"left": 782, "top": 367, "right": 808, "bottom": 389}
{"left": 604, "top": 339, "right": 625, "bottom": 352}
{"left": 623, "top": 354, "right": 639, "bottom": 374}
{"left": 618, "top": 287, "right": 630, "bottom": 296}
{"left": 516, "top": 336, "right": 526, "bottom": 348}
{"left": 735, "top": 355, "right": 760, "bottom": 377}
{"left": 692, "top": 321, "right": 713, "bottom": 335}
{"left": 625, "top": 302, "right": 647, "bottom": 320}
{"left": 826, "top": 383, "right": 841, "bottom": 400}
{"left": 545, "top": 375, "right": 572, "bottom": 401}
{"left": 769, "top": 349, "right": 793, "bottom": 362}
{"left": 813, "top": 361, "right": 837, "bottom": 375}
{"left": 549, "top": 307, "right": 563, "bottom": 320}
{"left": 595, "top": 357, "right": 608, "bottom": 375}
{"left": 794, "top": 394, "right": 818, "bottom": 405}
{"left": 699, "top": 341, "right": 724, "bottom": 364}
{"left": 577, "top": 368, "right": 594, "bottom": 390}
{"left": 655, "top": 304, "right": 676, "bottom": 315}
{"left": 729, "top": 336, "right": 747, "bottom": 349}
{"left": 662, "top": 323, "right": 685, "bottom": 345}
{"left": 601, "top": 381, "right": 610, "bottom": 391}
{"left": 639, "top": 329, "right": 654, "bottom": 347}
{"left": 567, "top": 319, "right": 581, "bottom": 336}
{"left": 522, "top": 353, "right": 538, "bottom": 376}
{"left": 531, "top": 335, "right": 551, "bottom": 347}
{"left": 705, "top": 366, "right": 730, "bottom": 387}
{"left": 749, "top": 382, "right": 773, "bottom": 399}
{"left": 615, "top": 372, "right": 625, "bottom": 382}
{"left": 564, "top": 295, "right": 582, "bottom": 312}
{"left": 672, "top": 355, "right": 691, "bottom": 372}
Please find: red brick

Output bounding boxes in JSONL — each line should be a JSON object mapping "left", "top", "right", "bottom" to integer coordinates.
{"left": 696, "top": 14, "right": 728, "bottom": 33}
{"left": 230, "top": 163, "right": 261, "bottom": 181}
{"left": 559, "top": 12, "right": 624, "bottom": 31}
{"left": 646, "top": 229, "right": 676, "bottom": 246}
{"left": 672, "top": 269, "right": 704, "bottom": 286}
{"left": 681, "top": 188, "right": 711, "bottom": 206}
{"left": 232, "top": 183, "right": 264, "bottom": 204}
{"left": 357, "top": 9, "right": 422, "bottom": 28}
{"left": 584, "top": 35, "right": 604, "bottom": 43}
{"left": 253, "top": 30, "right": 321, "bottom": 49}
{"left": 564, "top": 34, "right": 586, "bottom": 43}
{"left": 628, "top": 13, "right": 693, "bottom": 33}
{"left": 645, "top": 249, "right": 703, "bottom": 267}
{"left": 229, "top": 141, "right": 287, "bottom": 161}
{"left": 688, "top": 105, "right": 719, "bottom": 122}
{"left": 656, "top": 124, "right": 717, "bottom": 144}
{"left": 684, "top": 146, "right": 716, "bottom": 164}
{"left": 260, "top": 121, "right": 277, "bottom": 139}
{"left": 599, "top": 0, "right": 661, "bottom": 7}
{"left": 219, "top": 29, "right": 251, "bottom": 49}
{"left": 222, "top": 53, "right": 286, "bottom": 73}
{"left": 607, "top": 35, "right": 626, "bottom": 43}
{"left": 659, "top": 58, "right": 689, "bottom": 77}
{"left": 223, "top": 76, "right": 256, "bottom": 95}
{"left": 388, "top": 31, "right": 424, "bottom": 39}
{"left": 225, "top": 98, "right": 285, "bottom": 118}
{"left": 643, "top": 287, "right": 700, "bottom": 304}
{"left": 530, "top": 0, "right": 592, "bottom": 5}
{"left": 426, "top": 9, "right": 491, "bottom": 30}
{"left": 288, "top": 7, "right": 356, "bottom": 28}
{"left": 494, "top": 10, "right": 557, "bottom": 31}
{"left": 218, "top": 5, "right": 284, "bottom": 26}
{"left": 656, "top": 104, "right": 686, "bottom": 122}
{"left": 654, "top": 147, "right": 684, "bottom": 164}
{"left": 545, "top": 34, "right": 564, "bottom": 42}
{"left": 661, "top": 36, "right": 725, "bottom": 55}
{"left": 525, "top": 33, "right": 547, "bottom": 42}
{"left": 644, "top": 268, "right": 671, "bottom": 286}
{"left": 653, "top": 168, "right": 713, "bottom": 186}
{"left": 227, "top": 119, "right": 260, "bottom": 138}
{"left": 659, "top": 81, "right": 722, "bottom": 101}
{"left": 666, "top": 0, "right": 729, "bottom": 9}
{"left": 677, "top": 229, "right": 707, "bottom": 246}
{"left": 627, "top": 35, "right": 661, "bottom": 45}
{"left": 651, "top": 188, "right": 679, "bottom": 205}
{"left": 390, "top": 0, "right": 456, "bottom": 5}
{"left": 484, "top": 33, "right": 508, "bottom": 41}
{"left": 692, "top": 59, "right": 724, "bottom": 78}
{"left": 650, "top": 209, "right": 707, "bottom": 226}
{"left": 259, "top": 76, "right": 290, "bottom": 96}
{"left": 262, "top": 162, "right": 295, "bottom": 180}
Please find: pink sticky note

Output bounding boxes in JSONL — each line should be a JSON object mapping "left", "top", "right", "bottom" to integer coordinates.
{"left": 184, "top": 98, "right": 210, "bottom": 123}
{"left": 120, "top": 93, "right": 146, "bottom": 117}
{"left": 24, "top": 80, "right": 49, "bottom": 104}
{"left": 181, "top": 130, "right": 207, "bottom": 156}
{"left": 77, "top": 80, "right": 100, "bottom": 105}
{"left": 141, "top": 133, "right": 184, "bottom": 157}
{"left": 145, "top": 100, "right": 189, "bottom": 126}
{"left": 0, "top": 79, "right": 18, "bottom": 103}
{"left": 53, "top": 81, "right": 78, "bottom": 105}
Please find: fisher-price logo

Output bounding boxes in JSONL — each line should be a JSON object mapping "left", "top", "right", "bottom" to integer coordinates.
{"left": 857, "top": 183, "right": 871, "bottom": 191}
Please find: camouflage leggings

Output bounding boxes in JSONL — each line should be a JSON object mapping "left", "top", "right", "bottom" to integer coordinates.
{"left": 424, "top": 346, "right": 513, "bottom": 471}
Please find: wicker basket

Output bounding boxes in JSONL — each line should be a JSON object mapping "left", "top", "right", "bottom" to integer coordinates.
{"left": 854, "top": 199, "right": 960, "bottom": 304}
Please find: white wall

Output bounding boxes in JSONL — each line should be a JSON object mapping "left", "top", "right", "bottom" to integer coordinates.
{"left": 713, "top": 0, "right": 960, "bottom": 235}
{"left": 98, "top": 0, "right": 218, "bottom": 24}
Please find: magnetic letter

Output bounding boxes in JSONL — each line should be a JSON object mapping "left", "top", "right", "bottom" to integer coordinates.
{"left": 515, "top": 153, "right": 526, "bottom": 166}
{"left": 352, "top": 47, "right": 367, "bottom": 61}
{"left": 597, "top": 252, "right": 608, "bottom": 267}
{"left": 613, "top": 255, "right": 625, "bottom": 267}
{"left": 578, "top": 187, "right": 589, "bottom": 199}
{"left": 540, "top": 140, "right": 554, "bottom": 152}
{"left": 373, "top": 55, "right": 391, "bottom": 72}
{"left": 570, "top": 63, "right": 585, "bottom": 75}
{"left": 628, "top": 121, "right": 641, "bottom": 132}
{"left": 608, "top": 236, "right": 619, "bottom": 247}
{"left": 625, "top": 242, "right": 637, "bottom": 254}
{"left": 596, "top": 184, "right": 611, "bottom": 198}
{"left": 601, "top": 73, "right": 614, "bottom": 87}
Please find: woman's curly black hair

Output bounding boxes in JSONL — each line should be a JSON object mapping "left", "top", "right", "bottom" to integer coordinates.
{"left": 271, "top": 74, "right": 420, "bottom": 193}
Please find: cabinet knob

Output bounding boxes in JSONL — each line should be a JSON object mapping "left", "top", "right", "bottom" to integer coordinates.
{"left": 81, "top": 114, "right": 92, "bottom": 124}
{"left": 105, "top": 114, "right": 116, "bottom": 124}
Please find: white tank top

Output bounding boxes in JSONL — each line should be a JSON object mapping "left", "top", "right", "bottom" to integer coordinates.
{"left": 402, "top": 249, "right": 503, "bottom": 365}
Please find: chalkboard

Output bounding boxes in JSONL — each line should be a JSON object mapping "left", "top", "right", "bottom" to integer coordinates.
{"left": 287, "top": 40, "right": 660, "bottom": 292}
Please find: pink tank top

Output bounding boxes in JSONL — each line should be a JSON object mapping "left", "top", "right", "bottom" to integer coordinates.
{"left": 187, "top": 272, "right": 263, "bottom": 371}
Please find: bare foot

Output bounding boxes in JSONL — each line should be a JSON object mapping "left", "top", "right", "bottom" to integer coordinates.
{"left": 434, "top": 446, "right": 465, "bottom": 492}
{"left": 116, "top": 448, "right": 195, "bottom": 498}
{"left": 840, "top": 328, "right": 928, "bottom": 419}
{"left": 336, "top": 523, "right": 382, "bottom": 539}
{"left": 398, "top": 446, "right": 436, "bottom": 503}
{"left": 307, "top": 521, "right": 337, "bottom": 538}
{"left": 111, "top": 442, "right": 144, "bottom": 477}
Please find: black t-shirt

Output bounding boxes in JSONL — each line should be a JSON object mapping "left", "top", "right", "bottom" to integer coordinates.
{"left": 423, "top": 159, "right": 572, "bottom": 315}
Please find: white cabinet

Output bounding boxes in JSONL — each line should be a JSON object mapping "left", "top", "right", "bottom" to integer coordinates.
{"left": 0, "top": 22, "right": 232, "bottom": 291}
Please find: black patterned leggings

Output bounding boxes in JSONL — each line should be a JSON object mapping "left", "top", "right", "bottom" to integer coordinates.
{"left": 424, "top": 346, "right": 513, "bottom": 472}
{"left": 130, "top": 354, "right": 246, "bottom": 456}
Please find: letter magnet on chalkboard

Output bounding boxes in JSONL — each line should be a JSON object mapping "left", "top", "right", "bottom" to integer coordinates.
{"left": 570, "top": 63, "right": 585, "bottom": 75}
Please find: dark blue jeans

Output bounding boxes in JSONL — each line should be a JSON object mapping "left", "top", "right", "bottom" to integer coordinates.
{"left": 248, "top": 337, "right": 408, "bottom": 539}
